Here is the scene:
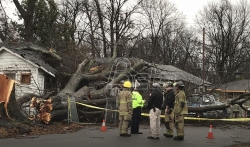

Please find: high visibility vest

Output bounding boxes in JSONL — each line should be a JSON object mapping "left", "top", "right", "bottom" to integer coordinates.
{"left": 132, "top": 91, "right": 145, "bottom": 108}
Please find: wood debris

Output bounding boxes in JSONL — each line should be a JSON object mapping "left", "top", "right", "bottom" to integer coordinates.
{"left": 30, "top": 97, "right": 53, "bottom": 124}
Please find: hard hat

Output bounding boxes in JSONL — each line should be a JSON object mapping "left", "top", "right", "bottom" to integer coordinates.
{"left": 123, "top": 81, "right": 132, "bottom": 88}
{"left": 152, "top": 83, "right": 160, "bottom": 88}
{"left": 175, "top": 81, "right": 185, "bottom": 87}
{"left": 163, "top": 81, "right": 173, "bottom": 88}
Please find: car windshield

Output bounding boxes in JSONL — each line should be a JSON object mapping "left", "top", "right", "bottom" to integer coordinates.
{"left": 187, "top": 94, "right": 215, "bottom": 105}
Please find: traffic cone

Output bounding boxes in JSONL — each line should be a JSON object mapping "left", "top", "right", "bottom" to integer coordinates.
{"left": 206, "top": 125, "right": 214, "bottom": 139}
{"left": 100, "top": 119, "right": 107, "bottom": 132}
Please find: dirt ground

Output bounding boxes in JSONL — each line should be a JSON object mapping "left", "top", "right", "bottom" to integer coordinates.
{"left": 0, "top": 121, "right": 85, "bottom": 139}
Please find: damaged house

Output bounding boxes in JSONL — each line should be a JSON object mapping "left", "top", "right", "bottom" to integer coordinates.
{"left": 0, "top": 43, "right": 58, "bottom": 104}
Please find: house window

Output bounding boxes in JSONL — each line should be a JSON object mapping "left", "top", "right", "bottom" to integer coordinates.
{"left": 228, "top": 92, "right": 233, "bottom": 99}
{"left": 20, "top": 73, "right": 31, "bottom": 84}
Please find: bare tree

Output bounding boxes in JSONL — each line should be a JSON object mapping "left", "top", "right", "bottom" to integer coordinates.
{"left": 94, "top": 0, "right": 142, "bottom": 57}
{"left": 140, "top": 0, "right": 177, "bottom": 62}
{"left": 57, "top": 0, "right": 84, "bottom": 47}
{"left": 55, "top": 0, "right": 142, "bottom": 58}
{"left": 93, "top": 0, "right": 107, "bottom": 57}
{"left": 196, "top": 0, "right": 250, "bottom": 84}
{"left": 136, "top": 0, "right": 199, "bottom": 76}
{"left": 83, "top": 0, "right": 100, "bottom": 57}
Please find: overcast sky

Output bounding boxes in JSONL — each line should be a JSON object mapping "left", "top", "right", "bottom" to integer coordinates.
{"left": 169, "top": 0, "right": 243, "bottom": 25}
{"left": 168, "top": 0, "right": 210, "bottom": 25}
{"left": 2, "top": 0, "right": 210, "bottom": 25}
{"left": 1, "top": 0, "right": 241, "bottom": 26}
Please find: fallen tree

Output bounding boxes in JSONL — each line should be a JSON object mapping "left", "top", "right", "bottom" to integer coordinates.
{"left": 1, "top": 46, "right": 250, "bottom": 125}
{"left": 17, "top": 56, "right": 250, "bottom": 123}
{"left": 187, "top": 93, "right": 250, "bottom": 112}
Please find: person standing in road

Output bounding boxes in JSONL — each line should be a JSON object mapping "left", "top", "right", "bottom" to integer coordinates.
{"left": 147, "top": 83, "right": 163, "bottom": 139}
{"left": 117, "top": 80, "right": 133, "bottom": 137}
{"left": 162, "top": 81, "right": 175, "bottom": 138}
{"left": 173, "top": 81, "right": 188, "bottom": 141}
{"left": 131, "top": 81, "right": 145, "bottom": 134}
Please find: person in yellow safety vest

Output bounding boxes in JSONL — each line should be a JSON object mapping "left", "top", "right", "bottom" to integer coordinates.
{"left": 173, "top": 81, "right": 188, "bottom": 141}
{"left": 131, "top": 83, "right": 145, "bottom": 134}
{"left": 117, "top": 80, "right": 133, "bottom": 137}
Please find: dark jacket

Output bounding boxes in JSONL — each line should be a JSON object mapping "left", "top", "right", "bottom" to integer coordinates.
{"left": 147, "top": 89, "right": 163, "bottom": 110}
{"left": 163, "top": 89, "right": 175, "bottom": 109}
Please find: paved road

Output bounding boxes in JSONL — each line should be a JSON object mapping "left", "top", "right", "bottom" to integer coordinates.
{"left": 0, "top": 125, "right": 249, "bottom": 147}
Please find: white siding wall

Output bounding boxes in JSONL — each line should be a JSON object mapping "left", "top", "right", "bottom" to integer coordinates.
{"left": 0, "top": 50, "right": 45, "bottom": 99}
{"left": 38, "top": 70, "right": 45, "bottom": 93}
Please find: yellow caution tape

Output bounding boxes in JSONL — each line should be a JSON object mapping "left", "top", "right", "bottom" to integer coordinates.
{"left": 184, "top": 117, "right": 250, "bottom": 121}
{"left": 74, "top": 102, "right": 118, "bottom": 112}
{"left": 73, "top": 101, "right": 250, "bottom": 122}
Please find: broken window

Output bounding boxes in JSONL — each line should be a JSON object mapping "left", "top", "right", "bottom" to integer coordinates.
{"left": 20, "top": 73, "right": 31, "bottom": 84}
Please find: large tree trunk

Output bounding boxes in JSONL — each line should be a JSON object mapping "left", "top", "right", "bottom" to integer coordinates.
{"left": 13, "top": 0, "right": 36, "bottom": 42}
{"left": 0, "top": 85, "right": 28, "bottom": 127}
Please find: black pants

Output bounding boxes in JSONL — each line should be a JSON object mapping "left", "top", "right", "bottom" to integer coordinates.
{"left": 131, "top": 107, "right": 142, "bottom": 133}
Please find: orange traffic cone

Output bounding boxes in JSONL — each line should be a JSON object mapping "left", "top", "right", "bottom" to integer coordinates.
{"left": 100, "top": 119, "right": 107, "bottom": 132}
{"left": 206, "top": 125, "right": 214, "bottom": 139}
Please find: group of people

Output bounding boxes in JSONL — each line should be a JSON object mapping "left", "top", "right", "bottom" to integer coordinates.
{"left": 116, "top": 80, "right": 188, "bottom": 141}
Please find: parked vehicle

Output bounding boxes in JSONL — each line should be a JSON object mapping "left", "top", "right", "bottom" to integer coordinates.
{"left": 186, "top": 94, "right": 228, "bottom": 118}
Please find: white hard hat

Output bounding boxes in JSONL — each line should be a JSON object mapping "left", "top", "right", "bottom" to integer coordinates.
{"left": 152, "top": 83, "right": 160, "bottom": 88}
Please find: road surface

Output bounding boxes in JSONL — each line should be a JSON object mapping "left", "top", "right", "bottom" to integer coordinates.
{"left": 0, "top": 125, "right": 249, "bottom": 147}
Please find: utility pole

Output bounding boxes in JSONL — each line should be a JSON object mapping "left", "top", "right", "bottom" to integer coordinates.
{"left": 202, "top": 28, "right": 205, "bottom": 92}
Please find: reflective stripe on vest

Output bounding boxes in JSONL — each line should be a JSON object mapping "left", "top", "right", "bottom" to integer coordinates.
{"left": 120, "top": 100, "right": 127, "bottom": 104}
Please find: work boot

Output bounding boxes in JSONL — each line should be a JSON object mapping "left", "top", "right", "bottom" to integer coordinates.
{"left": 163, "top": 133, "right": 173, "bottom": 138}
{"left": 147, "top": 136, "right": 160, "bottom": 139}
{"left": 173, "top": 136, "right": 184, "bottom": 140}
{"left": 131, "top": 132, "right": 143, "bottom": 134}
{"left": 120, "top": 134, "right": 131, "bottom": 137}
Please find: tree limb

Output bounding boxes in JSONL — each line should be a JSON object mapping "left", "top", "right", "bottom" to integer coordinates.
{"left": 12, "top": 0, "right": 28, "bottom": 18}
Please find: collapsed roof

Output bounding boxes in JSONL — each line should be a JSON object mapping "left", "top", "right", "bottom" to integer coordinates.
{"left": 149, "top": 64, "right": 211, "bottom": 86}
{"left": 0, "top": 42, "right": 58, "bottom": 77}
{"left": 96, "top": 57, "right": 211, "bottom": 86}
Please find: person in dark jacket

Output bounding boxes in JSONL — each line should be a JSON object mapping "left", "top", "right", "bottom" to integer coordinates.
{"left": 162, "top": 81, "right": 175, "bottom": 138}
{"left": 147, "top": 83, "right": 163, "bottom": 139}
